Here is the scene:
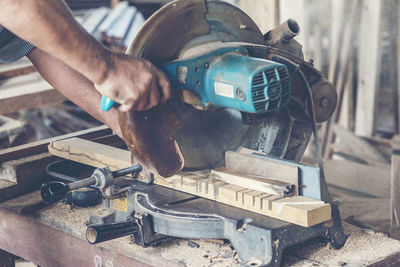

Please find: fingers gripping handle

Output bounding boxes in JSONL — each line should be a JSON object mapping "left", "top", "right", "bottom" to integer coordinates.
{"left": 101, "top": 95, "right": 116, "bottom": 111}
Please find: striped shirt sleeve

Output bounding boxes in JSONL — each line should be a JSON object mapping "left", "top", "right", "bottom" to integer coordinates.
{"left": 0, "top": 26, "right": 35, "bottom": 63}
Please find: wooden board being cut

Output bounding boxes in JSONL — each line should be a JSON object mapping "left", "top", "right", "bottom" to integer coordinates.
{"left": 48, "top": 138, "right": 331, "bottom": 227}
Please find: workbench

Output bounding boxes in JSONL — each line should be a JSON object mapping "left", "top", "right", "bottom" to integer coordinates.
{"left": 1, "top": 189, "right": 400, "bottom": 267}
{"left": 0, "top": 127, "right": 399, "bottom": 266}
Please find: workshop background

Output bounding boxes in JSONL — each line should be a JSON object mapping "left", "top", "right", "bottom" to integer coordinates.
{"left": 1, "top": 0, "right": 400, "bottom": 266}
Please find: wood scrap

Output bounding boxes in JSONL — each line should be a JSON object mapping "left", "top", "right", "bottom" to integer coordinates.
{"left": 48, "top": 138, "right": 331, "bottom": 227}
{"left": 211, "top": 167, "right": 296, "bottom": 197}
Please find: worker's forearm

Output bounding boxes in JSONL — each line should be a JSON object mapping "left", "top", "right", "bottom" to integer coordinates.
{"left": 1, "top": 0, "right": 110, "bottom": 84}
{"left": 27, "top": 48, "right": 122, "bottom": 137}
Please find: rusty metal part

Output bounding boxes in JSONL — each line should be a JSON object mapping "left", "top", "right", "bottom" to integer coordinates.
{"left": 309, "top": 80, "right": 338, "bottom": 123}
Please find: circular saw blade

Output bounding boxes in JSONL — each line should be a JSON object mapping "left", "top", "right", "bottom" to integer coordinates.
{"left": 119, "top": 0, "right": 268, "bottom": 174}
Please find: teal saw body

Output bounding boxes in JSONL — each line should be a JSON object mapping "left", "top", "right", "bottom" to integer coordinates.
{"left": 159, "top": 47, "right": 291, "bottom": 113}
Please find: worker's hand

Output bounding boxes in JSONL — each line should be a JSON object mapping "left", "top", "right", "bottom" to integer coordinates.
{"left": 94, "top": 53, "right": 171, "bottom": 112}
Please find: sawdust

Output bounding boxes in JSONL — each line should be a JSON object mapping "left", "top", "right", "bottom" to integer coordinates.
{"left": 284, "top": 223, "right": 400, "bottom": 267}
{"left": 3, "top": 192, "right": 400, "bottom": 266}
{"left": 158, "top": 239, "right": 239, "bottom": 267}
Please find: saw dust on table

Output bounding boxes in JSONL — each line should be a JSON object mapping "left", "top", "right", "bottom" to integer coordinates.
{"left": 1, "top": 191, "right": 399, "bottom": 267}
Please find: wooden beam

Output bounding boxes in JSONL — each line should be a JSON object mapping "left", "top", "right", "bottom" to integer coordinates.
{"left": 355, "top": 0, "right": 382, "bottom": 136}
{"left": 0, "top": 207, "right": 144, "bottom": 267}
{"left": 48, "top": 138, "right": 331, "bottom": 227}
{"left": 0, "top": 65, "right": 36, "bottom": 80}
{"left": 48, "top": 137, "right": 131, "bottom": 171}
{"left": 0, "top": 79, "right": 65, "bottom": 114}
{"left": 0, "top": 125, "right": 111, "bottom": 164}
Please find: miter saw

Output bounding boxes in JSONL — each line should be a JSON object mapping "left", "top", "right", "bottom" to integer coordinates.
{"left": 41, "top": 0, "right": 346, "bottom": 266}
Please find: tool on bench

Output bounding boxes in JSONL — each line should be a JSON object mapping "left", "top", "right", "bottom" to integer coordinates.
{"left": 41, "top": 164, "right": 142, "bottom": 204}
{"left": 41, "top": 1, "right": 346, "bottom": 266}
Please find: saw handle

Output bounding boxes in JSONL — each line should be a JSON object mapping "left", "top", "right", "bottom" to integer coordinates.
{"left": 101, "top": 95, "right": 116, "bottom": 111}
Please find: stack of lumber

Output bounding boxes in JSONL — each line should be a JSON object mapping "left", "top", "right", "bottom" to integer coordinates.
{"left": 80, "top": 1, "right": 145, "bottom": 51}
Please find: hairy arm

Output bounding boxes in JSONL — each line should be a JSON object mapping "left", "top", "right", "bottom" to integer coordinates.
{"left": 1, "top": 0, "right": 171, "bottom": 111}
{"left": 1, "top": 0, "right": 109, "bottom": 84}
{"left": 27, "top": 48, "right": 122, "bottom": 137}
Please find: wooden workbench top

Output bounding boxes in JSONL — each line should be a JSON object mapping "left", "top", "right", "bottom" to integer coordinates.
{"left": 1, "top": 191, "right": 400, "bottom": 267}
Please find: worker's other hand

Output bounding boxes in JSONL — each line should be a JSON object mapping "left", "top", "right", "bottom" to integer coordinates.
{"left": 94, "top": 53, "right": 171, "bottom": 112}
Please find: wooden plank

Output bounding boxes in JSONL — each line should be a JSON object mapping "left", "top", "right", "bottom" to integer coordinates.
{"left": 0, "top": 125, "right": 111, "bottom": 163}
{"left": 355, "top": 0, "right": 382, "bottom": 136}
{"left": 0, "top": 79, "right": 65, "bottom": 114}
{"left": 48, "top": 138, "right": 331, "bottom": 227}
{"left": 0, "top": 208, "right": 149, "bottom": 267}
{"left": 49, "top": 137, "right": 131, "bottom": 171}
{"left": 0, "top": 65, "right": 36, "bottom": 80}
{"left": 211, "top": 167, "right": 295, "bottom": 197}
{"left": 164, "top": 172, "right": 329, "bottom": 227}
{"left": 225, "top": 150, "right": 299, "bottom": 188}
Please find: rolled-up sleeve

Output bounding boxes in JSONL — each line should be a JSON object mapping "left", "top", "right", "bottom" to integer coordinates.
{"left": 0, "top": 26, "right": 34, "bottom": 63}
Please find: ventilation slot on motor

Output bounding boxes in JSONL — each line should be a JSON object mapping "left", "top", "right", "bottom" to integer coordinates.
{"left": 251, "top": 66, "right": 291, "bottom": 113}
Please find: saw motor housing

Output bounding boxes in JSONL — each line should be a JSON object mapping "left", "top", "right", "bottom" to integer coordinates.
{"left": 161, "top": 47, "right": 291, "bottom": 114}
